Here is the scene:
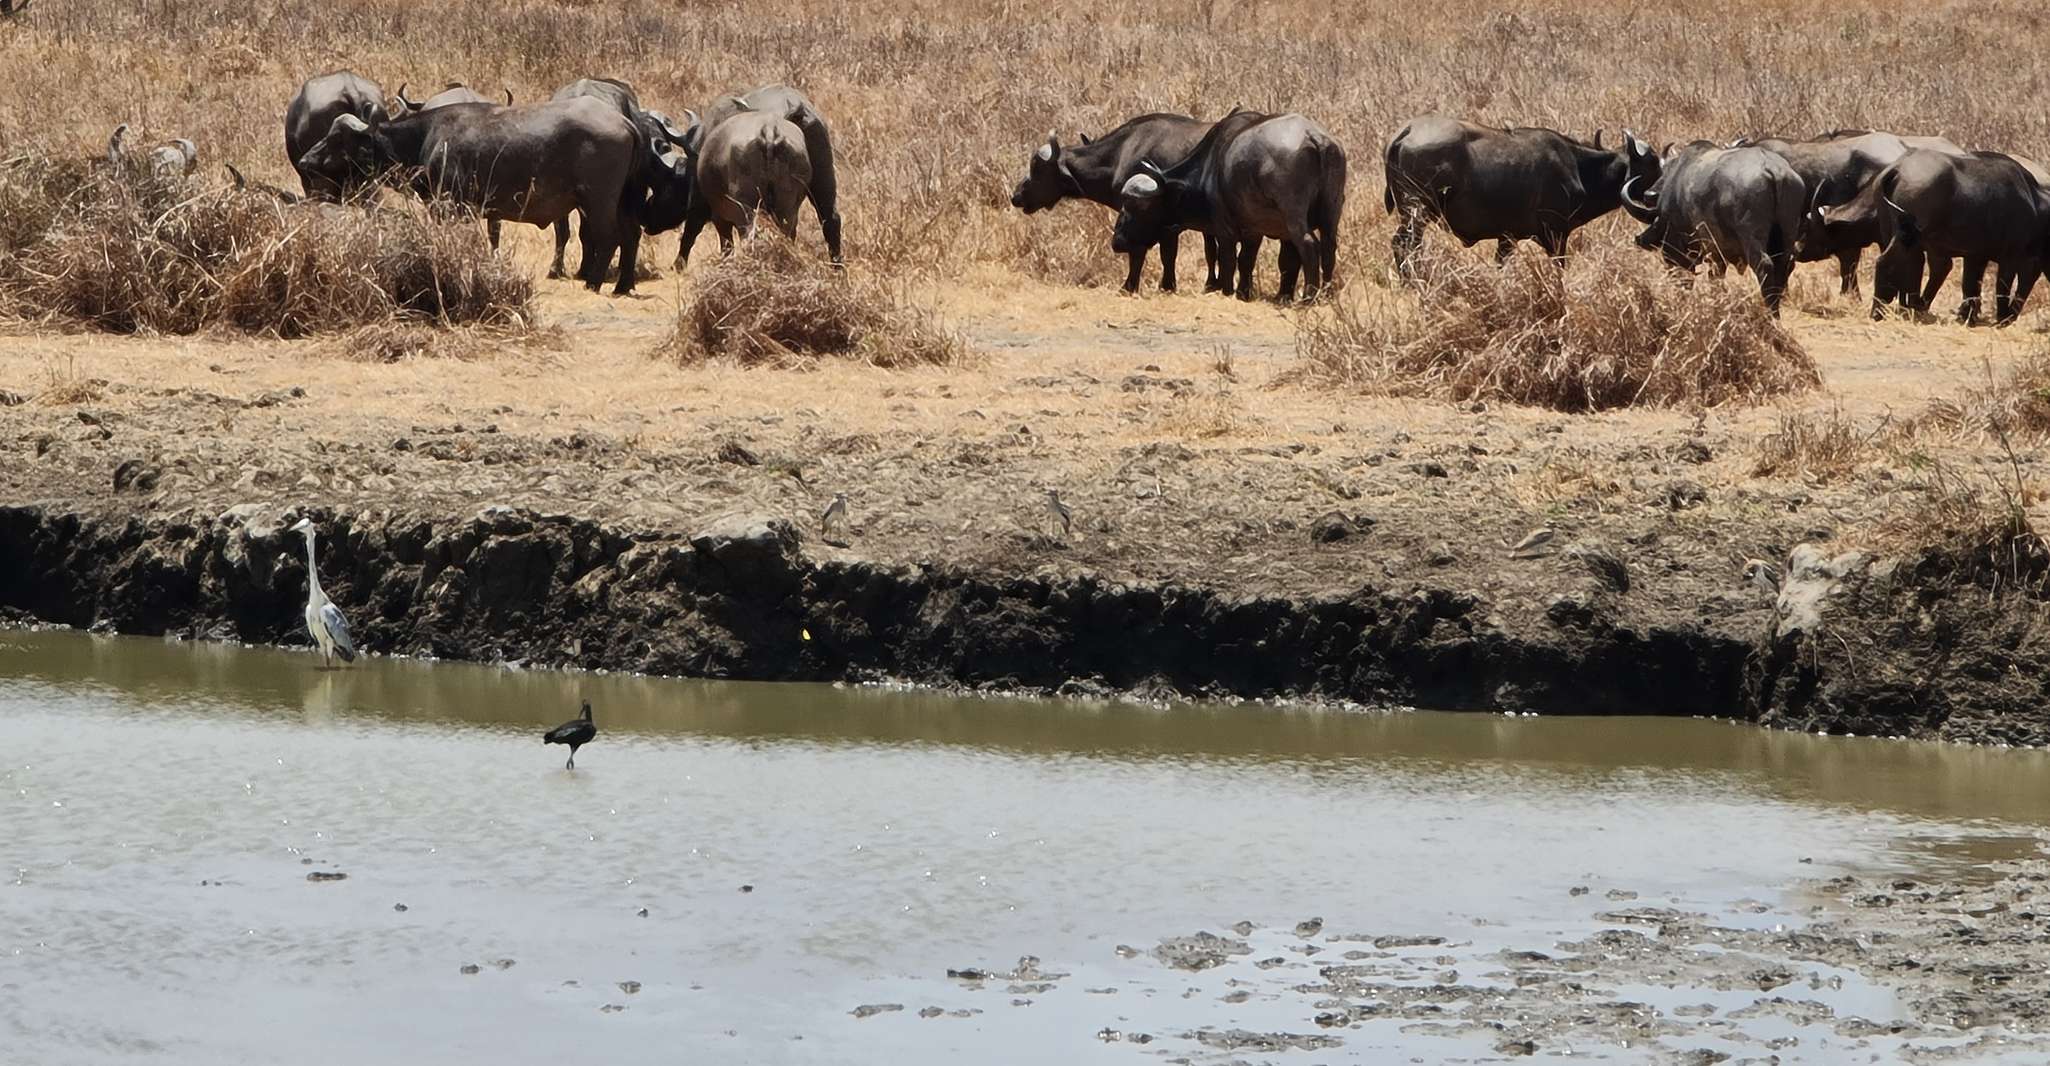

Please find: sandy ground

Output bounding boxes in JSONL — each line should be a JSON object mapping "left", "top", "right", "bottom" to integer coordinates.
{"left": 2, "top": 230, "right": 2044, "bottom": 635}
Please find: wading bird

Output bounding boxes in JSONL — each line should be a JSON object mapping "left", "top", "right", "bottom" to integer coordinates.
{"left": 544, "top": 701, "right": 598, "bottom": 769}
{"left": 289, "top": 517, "right": 356, "bottom": 668}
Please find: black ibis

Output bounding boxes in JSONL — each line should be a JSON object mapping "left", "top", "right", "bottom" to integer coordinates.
{"left": 544, "top": 701, "right": 597, "bottom": 769}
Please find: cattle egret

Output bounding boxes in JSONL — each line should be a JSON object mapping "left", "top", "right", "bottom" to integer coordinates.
{"left": 544, "top": 701, "right": 598, "bottom": 769}
{"left": 289, "top": 517, "right": 356, "bottom": 667}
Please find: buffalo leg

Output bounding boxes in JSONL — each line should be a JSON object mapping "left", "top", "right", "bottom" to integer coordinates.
{"left": 1494, "top": 238, "right": 1515, "bottom": 265}
{"left": 549, "top": 217, "right": 572, "bottom": 279}
{"left": 1871, "top": 242, "right": 1910, "bottom": 320}
{"left": 674, "top": 203, "right": 711, "bottom": 271}
{"left": 1836, "top": 250, "right": 1859, "bottom": 296}
{"left": 578, "top": 217, "right": 619, "bottom": 293}
{"left": 487, "top": 219, "right": 502, "bottom": 251}
{"left": 1278, "top": 243, "right": 1301, "bottom": 302}
{"left": 1321, "top": 226, "right": 1339, "bottom": 290}
{"left": 1912, "top": 255, "right": 1949, "bottom": 317}
{"left": 1235, "top": 237, "right": 1262, "bottom": 301}
{"left": 612, "top": 221, "right": 641, "bottom": 297}
{"left": 1203, "top": 235, "right": 1226, "bottom": 294}
{"left": 2007, "top": 264, "right": 2042, "bottom": 324}
{"left": 1955, "top": 256, "right": 1987, "bottom": 325}
{"left": 1993, "top": 262, "right": 2027, "bottom": 326}
{"left": 714, "top": 220, "right": 736, "bottom": 257}
{"left": 1121, "top": 250, "right": 1145, "bottom": 295}
{"left": 1158, "top": 231, "right": 1180, "bottom": 294}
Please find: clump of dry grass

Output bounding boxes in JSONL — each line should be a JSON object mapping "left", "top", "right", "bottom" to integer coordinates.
{"left": 1911, "top": 348, "right": 2050, "bottom": 442}
{"left": 0, "top": 145, "right": 531, "bottom": 335}
{"left": 662, "top": 233, "right": 970, "bottom": 369}
{"left": 1751, "top": 403, "right": 1882, "bottom": 483}
{"left": 1296, "top": 246, "right": 1820, "bottom": 413}
{"left": 1874, "top": 446, "right": 2050, "bottom": 595}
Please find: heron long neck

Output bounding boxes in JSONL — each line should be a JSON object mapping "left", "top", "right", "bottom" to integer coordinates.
{"left": 303, "top": 532, "right": 324, "bottom": 600}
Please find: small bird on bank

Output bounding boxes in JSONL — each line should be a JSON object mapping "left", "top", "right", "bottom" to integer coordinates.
{"left": 289, "top": 516, "right": 356, "bottom": 668}
{"left": 1742, "top": 558, "right": 1784, "bottom": 595}
{"left": 1044, "top": 489, "right": 1073, "bottom": 538}
{"left": 1506, "top": 527, "right": 1555, "bottom": 557}
{"left": 820, "top": 492, "right": 848, "bottom": 537}
{"left": 544, "top": 701, "right": 597, "bottom": 770}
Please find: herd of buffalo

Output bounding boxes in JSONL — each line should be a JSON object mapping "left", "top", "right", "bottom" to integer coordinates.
{"left": 106, "top": 70, "right": 2050, "bottom": 326}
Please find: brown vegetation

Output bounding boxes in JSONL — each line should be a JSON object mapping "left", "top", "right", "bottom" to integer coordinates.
{"left": 0, "top": 149, "right": 531, "bottom": 335}
{"left": 1295, "top": 246, "right": 1820, "bottom": 413}
{"left": 661, "top": 234, "right": 968, "bottom": 368}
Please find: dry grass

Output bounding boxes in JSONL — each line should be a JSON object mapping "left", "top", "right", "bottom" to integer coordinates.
{"left": 0, "top": 146, "right": 532, "bottom": 335}
{"left": 1874, "top": 444, "right": 2050, "bottom": 595}
{"left": 1296, "top": 246, "right": 1820, "bottom": 412}
{"left": 1911, "top": 348, "right": 2050, "bottom": 443}
{"left": 661, "top": 233, "right": 969, "bottom": 369}
{"left": 1751, "top": 403, "right": 1883, "bottom": 483}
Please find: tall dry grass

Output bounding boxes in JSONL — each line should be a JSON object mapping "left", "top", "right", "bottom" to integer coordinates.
{"left": 1294, "top": 245, "right": 1820, "bottom": 412}
{"left": 1, "top": 0, "right": 2044, "bottom": 289}
{"left": 0, "top": 147, "right": 531, "bottom": 334}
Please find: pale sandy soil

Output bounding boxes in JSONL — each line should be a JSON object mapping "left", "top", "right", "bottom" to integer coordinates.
{"left": 3, "top": 227, "right": 2044, "bottom": 628}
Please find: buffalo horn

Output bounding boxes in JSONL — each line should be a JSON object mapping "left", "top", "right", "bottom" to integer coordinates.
{"left": 1619, "top": 175, "right": 1660, "bottom": 223}
{"left": 107, "top": 123, "right": 129, "bottom": 165}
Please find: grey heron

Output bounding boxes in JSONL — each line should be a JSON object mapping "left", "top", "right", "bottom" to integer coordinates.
{"left": 544, "top": 701, "right": 597, "bottom": 769}
{"left": 1045, "top": 489, "right": 1072, "bottom": 538}
{"left": 289, "top": 517, "right": 356, "bottom": 667}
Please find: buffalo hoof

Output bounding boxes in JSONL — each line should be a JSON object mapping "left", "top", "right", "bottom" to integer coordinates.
{"left": 546, "top": 269, "right": 566, "bottom": 281}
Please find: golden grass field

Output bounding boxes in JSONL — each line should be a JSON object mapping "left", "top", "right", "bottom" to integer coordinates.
{"left": 3, "top": 0, "right": 2050, "bottom": 589}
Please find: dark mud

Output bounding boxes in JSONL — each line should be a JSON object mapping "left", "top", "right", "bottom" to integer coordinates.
{"left": 3, "top": 502, "right": 2048, "bottom": 743}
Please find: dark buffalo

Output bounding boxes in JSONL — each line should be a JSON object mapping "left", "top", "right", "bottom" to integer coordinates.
{"left": 548, "top": 77, "right": 697, "bottom": 279}
{"left": 1010, "top": 114, "right": 1224, "bottom": 295}
{"left": 1385, "top": 116, "right": 1660, "bottom": 276}
{"left": 694, "top": 110, "right": 812, "bottom": 248}
{"left": 1621, "top": 142, "right": 1805, "bottom": 311}
{"left": 676, "top": 85, "right": 839, "bottom": 269}
{"left": 295, "top": 97, "right": 648, "bottom": 295}
{"left": 284, "top": 71, "right": 390, "bottom": 200}
{"left": 1113, "top": 109, "right": 1345, "bottom": 302}
{"left": 1815, "top": 149, "right": 2050, "bottom": 326}
{"left": 1743, "top": 129, "right": 1965, "bottom": 294}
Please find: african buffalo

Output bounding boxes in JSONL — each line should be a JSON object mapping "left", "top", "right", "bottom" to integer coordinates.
{"left": 285, "top": 71, "right": 390, "bottom": 200}
{"left": 1384, "top": 116, "right": 1660, "bottom": 276}
{"left": 676, "top": 85, "right": 840, "bottom": 269}
{"left": 1010, "top": 114, "right": 1224, "bottom": 295}
{"left": 1620, "top": 142, "right": 1805, "bottom": 312}
{"left": 295, "top": 97, "right": 649, "bottom": 295}
{"left": 1742, "top": 129, "right": 1966, "bottom": 294}
{"left": 693, "top": 110, "right": 812, "bottom": 249}
{"left": 547, "top": 77, "right": 696, "bottom": 279}
{"left": 1815, "top": 149, "right": 2050, "bottom": 326}
{"left": 1113, "top": 109, "right": 1345, "bottom": 302}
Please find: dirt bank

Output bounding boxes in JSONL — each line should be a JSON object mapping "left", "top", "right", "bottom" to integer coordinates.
{"left": 3, "top": 274, "right": 2049, "bottom": 743}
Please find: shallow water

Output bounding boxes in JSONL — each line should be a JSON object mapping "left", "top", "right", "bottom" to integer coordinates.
{"left": 2, "top": 629, "right": 2046, "bottom": 1064}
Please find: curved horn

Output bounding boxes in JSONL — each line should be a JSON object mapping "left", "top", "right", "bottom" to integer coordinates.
{"left": 1619, "top": 174, "right": 1660, "bottom": 224}
{"left": 331, "top": 112, "right": 372, "bottom": 136}
{"left": 1592, "top": 129, "right": 1604, "bottom": 150}
{"left": 107, "top": 123, "right": 128, "bottom": 165}
{"left": 1882, "top": 193, "right": 1908, "bottom": 217}
{"left": 394, "top": 82, "right": 410, "bottom": 108}
{"left": 1139, "top": 159, "right": 1164, "bottom": 178}
{"left": 226, "top": 162, "right": 247, "bottom": 189}
{"left": 503, "top": 88, "right": 514, "bottom": 106}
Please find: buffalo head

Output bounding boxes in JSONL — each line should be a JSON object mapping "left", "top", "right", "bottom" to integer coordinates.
{"left": 295, "top": 112, "right": 383, "bottom": 197}
{"left": 1011, "top": 131, "right": 1077, "bottom": 213}
{"left": 1110, "top": 162, "right": 1175, "bottom": 255}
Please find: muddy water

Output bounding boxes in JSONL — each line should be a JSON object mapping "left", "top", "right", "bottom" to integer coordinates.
{"left": 3, "top": 630, "right": 2046, "bottom": 1064}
